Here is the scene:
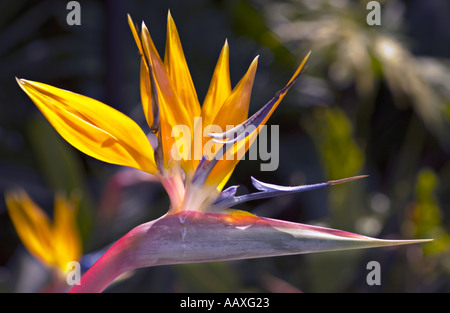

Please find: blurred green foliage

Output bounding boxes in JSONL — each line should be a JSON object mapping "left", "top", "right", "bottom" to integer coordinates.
{"left": 303, "top": 107, "right": 365, "bottom": 227}
{"left": 411, "top": 168, "right": 450, "bottom": 255}
{"left": 1, "top": 0, "right": 449, "bottom": 292}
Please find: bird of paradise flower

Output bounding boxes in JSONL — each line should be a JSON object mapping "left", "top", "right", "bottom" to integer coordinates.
{"left": 5, "top": 189, "right": 82, "bottom": 291}
{"left": 13, "top": 11, "right": 430, "bottom": 293}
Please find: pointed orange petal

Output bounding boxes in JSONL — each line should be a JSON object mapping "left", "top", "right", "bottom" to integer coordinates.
{"left": 127, "top": 14, "right": 144, "bottom": 57}
{"left": 17, "top": 79, "right": 158, "bottom": 174}
{"left": 211, "top": 56, "right": 258, "bottom": 129}
{"left": 139, "top": 57, "right": 155, "bottom": 130}
{"left": 164, "top": 11, "right": 201, "bottom": 118}
{"left": 201, "top": 40, "right": 232, "bottom": 127}
{"left": 128, "top": 15, "right": 156, "bottom": 130}
{"left": 141, "top": 22, "right": 195, "bottom": 173}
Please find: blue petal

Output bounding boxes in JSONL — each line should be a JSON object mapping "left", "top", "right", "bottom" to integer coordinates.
{"left": 214, "top": 185, "right": 239, "bottom": 203}
{"left": 213, "top": 177, "right": 330, "bottom": 210}
{"left": 212, "top": 175, "right": 368, "bottom": 210}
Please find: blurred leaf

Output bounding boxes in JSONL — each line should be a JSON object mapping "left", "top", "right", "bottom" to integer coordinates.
{"left": 303, "top": 106, "right": 364, "bottom": 180}
{"left": 302, "top": 106, "right": 365, "bottom": 228}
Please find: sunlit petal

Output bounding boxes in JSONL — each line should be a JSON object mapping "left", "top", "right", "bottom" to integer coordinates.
{"left": 164, "top": 11, "right": 201, "bottom": 118}
{"left": 201, "top": 40, "right": 232, "bottom": 127}
{"left": 127, "top": 14, "right": 144, "bottom": 57}
{"left": 17, "top": 79, "right": 158, "bottom": 174}
{"left": 211, "top": 56, "right": 258, "bottom": 129}
{"left": 140, "top": 21, "right": 195, "bottom": 173}
{"left": 139, "top": 57, "right": 154, "bottom": 129}
{"left": 128, "top": 15, "right": 157, "bottom": 131}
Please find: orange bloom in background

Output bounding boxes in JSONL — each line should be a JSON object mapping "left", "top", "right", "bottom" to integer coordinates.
{"left": 5, "top": 189, "right": 82, "bottom": 276}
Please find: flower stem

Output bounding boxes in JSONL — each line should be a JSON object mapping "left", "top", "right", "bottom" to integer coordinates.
{"left": 160, "top": 174, "right": 185, "bottom": 213}
{"left": 69, "top": 222, "right": 151, "bottom": 293}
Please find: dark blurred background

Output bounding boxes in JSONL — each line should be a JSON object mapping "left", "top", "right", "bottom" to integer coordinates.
{"left": 1, "top": 0, "right": 449, "bottom": 292}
